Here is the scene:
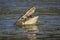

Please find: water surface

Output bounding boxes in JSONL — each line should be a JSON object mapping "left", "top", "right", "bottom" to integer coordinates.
{"left": 0, "top": 13, "right": 60, "bottom": 40}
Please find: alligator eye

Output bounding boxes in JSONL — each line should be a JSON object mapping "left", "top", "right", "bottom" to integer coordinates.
{"left": 21, "top": 18, "right": 24, "bottom": 19}
{"left": 28, "top": 15, "right": 32, "bottom": 18}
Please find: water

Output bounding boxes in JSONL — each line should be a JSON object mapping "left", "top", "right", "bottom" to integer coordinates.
{"left": 0, "top": 0, "right": 60, "bottom": 40}
{"left": 0, "top": 13, "right": 60, "bottom": 40}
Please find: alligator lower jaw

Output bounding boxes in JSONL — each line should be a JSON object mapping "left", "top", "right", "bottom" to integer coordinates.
{"left": 16, "top": 16, "right": 39, "bottom": 27}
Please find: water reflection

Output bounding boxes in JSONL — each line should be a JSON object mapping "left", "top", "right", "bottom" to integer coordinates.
{"left": 0, "top": 25, "right": 39, "bottom": 40}
{"left": 22, "top": 25, "right": 39, "bottom": 40}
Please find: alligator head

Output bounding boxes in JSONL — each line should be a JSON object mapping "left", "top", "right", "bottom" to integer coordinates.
{"left": 16, "top": 7, "right": 39, "bottom": 26}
